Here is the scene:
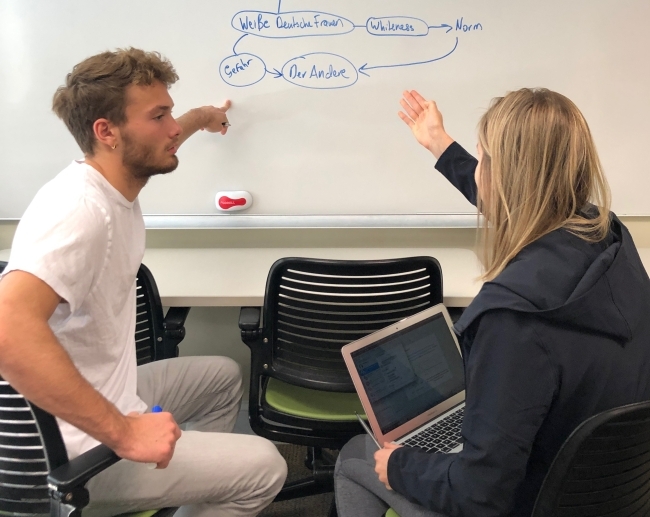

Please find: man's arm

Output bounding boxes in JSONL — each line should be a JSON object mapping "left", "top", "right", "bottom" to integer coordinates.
{"left": 0, "top": 271, "right": 180, "bottom": 467}
{"left": 176, "top": 100, "right": 232, "bottom": 148}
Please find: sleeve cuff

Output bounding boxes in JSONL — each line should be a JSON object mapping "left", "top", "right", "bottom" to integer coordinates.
{"left": 434, "top": 141, "right": 464, "bottom": 173}
{"left": 387, "top": 446, "right": 410, "bottom": 495}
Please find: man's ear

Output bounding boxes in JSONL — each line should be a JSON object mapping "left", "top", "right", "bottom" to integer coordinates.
{"left": 92, "top": 118, "right": 119, "bottom": 150}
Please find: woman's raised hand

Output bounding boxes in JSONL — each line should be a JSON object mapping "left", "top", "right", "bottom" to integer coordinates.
{"left": 398, "top": 90, "right": 454, "bottom": 159}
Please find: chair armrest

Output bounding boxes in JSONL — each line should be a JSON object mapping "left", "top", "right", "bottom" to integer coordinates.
{"left": 239, "top": 307, "right": 261, "bottom": 330}
{"left": 162, "top": 307, "right": 190, "bottom": 359}
{"left": 164, "top": 307, "right": 190, "bottom": 331}
{"left": 239, "top": 307, "right": 262, "bottom": 346}
{"left": 47, "top": 443, "right": 120, "bottom": 493}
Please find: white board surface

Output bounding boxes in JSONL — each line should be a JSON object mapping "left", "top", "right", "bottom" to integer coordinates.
{"left": 1, "top": 0, "right": 648, "bottom": 220}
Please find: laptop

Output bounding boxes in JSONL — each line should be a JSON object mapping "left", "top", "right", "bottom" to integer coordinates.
{"left": 341, "top": 304, "right": 465, "bottom": 453}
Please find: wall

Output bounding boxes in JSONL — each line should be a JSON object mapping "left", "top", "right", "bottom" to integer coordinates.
{"left": 2, "top": 218, "right": 650, "bottom": 395}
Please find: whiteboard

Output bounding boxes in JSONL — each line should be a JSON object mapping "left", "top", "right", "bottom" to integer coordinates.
{"left": 1, "top": 0, "right": 648, "bottom": 222}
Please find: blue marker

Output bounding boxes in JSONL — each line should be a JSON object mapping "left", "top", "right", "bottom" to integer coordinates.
{"left": 147, "top": 405, "right": 163, "bottom": 469}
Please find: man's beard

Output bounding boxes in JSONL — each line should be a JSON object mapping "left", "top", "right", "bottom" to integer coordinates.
{"left": 122, "top": 131, "right": 179, "bottom": 180}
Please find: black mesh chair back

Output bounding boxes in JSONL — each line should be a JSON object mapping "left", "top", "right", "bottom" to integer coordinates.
{"left": 135, "top": 263, "right": 165, "bottom": 365}
{"left": 135, "top": 263, "right": 189, "bottom": 366}
{"left": 532, "top": 400, "right": 650, "bottom": 517}
{"left": 0, "top": 377, "right": 67, "bottom": 516}
{"left": 263, "top": 256, "right": 443, "bottom": 392}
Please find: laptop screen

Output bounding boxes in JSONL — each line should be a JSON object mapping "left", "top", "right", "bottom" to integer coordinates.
{"left": 350, "top": 313, "right": 465, "bottom": 434}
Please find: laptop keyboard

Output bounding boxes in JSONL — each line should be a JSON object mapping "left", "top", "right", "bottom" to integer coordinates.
{"left": 401, "top": 407, "right": 464, "bottom": 453}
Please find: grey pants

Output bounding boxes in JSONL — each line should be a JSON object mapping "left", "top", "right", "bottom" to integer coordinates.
{"left": 84, "top": 356, "right": 288, "bottom": 517}
{"left": 335, "top": 435, "right": 447, "bottom": 517}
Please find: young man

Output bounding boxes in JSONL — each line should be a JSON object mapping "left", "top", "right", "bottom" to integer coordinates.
{"left": 0, "top": 48, "right": 287, "bottom": 517}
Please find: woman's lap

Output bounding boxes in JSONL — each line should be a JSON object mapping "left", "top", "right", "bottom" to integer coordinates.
{"left": 334, "top": 435, "right": 447, "bottom": 517}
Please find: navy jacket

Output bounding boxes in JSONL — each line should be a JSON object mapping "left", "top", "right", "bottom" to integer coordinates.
{"left": 387, "top": 142, "right": 650, "bottom": 516}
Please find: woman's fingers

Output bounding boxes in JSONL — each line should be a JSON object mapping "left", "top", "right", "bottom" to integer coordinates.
{"left": 399, "top": 98, "right": 420, "bottom": 122}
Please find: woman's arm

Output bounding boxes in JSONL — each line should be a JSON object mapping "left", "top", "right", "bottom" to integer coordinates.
{"left": 386, "top": 310, "right": 557, "bottom": 516}
{"left": 435, "top": 142, "right": 479, "bottom": 206}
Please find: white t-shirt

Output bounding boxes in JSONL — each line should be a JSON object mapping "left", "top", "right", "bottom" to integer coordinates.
{"left": 2, "top": 160, "right": 147, "bottom": 459}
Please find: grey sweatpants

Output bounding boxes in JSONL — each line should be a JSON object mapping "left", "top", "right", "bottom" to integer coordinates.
{"left": 335, "top": 435, "right": 447, "bottom": 517}
{"left": 84, "top": 356, "right": 288, "bottom": 517}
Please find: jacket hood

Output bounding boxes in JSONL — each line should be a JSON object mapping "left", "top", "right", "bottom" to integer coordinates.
{"left": 455, "top": 215, "right": 647, "bottom": 345}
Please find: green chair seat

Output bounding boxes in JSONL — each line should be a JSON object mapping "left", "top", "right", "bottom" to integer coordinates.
{"left": 265, "top": 377, "right": 365, "bottom": 421}
{"left": 119, "top": 511, "right": 160, "bottom": 517}
{"left": 385, "top": 509, "right": 401, "bottom": 517}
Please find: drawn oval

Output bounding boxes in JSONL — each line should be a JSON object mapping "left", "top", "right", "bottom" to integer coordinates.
{"left": 232, "top": 10, "right": 354, "bottom": 38}
{"left": 219, "top": 53, "right": 266, "bottom": 87}
{"left": 366, "top": 16, "right": 428, "bottom": 37}
{"left": 281, "top": 53, "right": 358, "bottom": 90}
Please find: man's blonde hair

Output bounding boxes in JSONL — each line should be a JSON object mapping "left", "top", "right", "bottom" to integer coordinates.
{"left": 52, "top": 48, "right": 179, "bottom": 155}
{"left": 476, "top": 88, "right": 611, "bottom": 281}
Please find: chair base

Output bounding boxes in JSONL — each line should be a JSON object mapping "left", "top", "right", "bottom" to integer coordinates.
{"left": 118, "top": 508, "right": 178, "bottom": 517}
{"left": 273, "top": 447, "right": 336, "bottom": 502}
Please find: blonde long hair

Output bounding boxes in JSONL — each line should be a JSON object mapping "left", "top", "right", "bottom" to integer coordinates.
{"left": 477, "top": 88, "right": 611, "bottom": 281}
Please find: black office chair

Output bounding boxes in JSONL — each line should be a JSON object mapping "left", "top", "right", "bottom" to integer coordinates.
{"left": 239, "top": 256, "right": 443, "bottom": 502}
{"left": 531, "top": 399, "right": 650, "bottom": 517}
{"left": 0, "top": 262, "right": 189, "bottom": 516}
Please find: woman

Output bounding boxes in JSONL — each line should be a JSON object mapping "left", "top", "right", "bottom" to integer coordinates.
{"left": 334, "top": 88, "right": 650, "bottom": 517}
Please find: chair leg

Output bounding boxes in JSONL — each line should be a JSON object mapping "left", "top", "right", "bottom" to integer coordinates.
{"left": 274, "top": 475, "right": 334, "bottom": 502}
{"left": 304, "top": 446, "right": 315, "bottom": 470}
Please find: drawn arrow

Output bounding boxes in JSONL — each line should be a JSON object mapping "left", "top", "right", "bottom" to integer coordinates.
{"left": 358, "top": 37, "right": 459, "bottom": 77}
{"left": 266, "top": 68, "right": 283, "bottom": 78}
{"left": 277, "top": 0, "right": 282, "bottom": 14}
{"left": 429, "top": 24, "right": 453, "bottom": 33}
{"left": 232, "top": 34, "right": 248, "bottom": 55}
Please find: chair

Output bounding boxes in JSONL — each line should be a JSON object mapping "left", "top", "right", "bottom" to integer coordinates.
{"left": 384, "top": 400, "right": 650, "bottom": 517}
{"left": 0, "top": 262, "right": 189, "bottom": 516}
{"left": 531, "top": 399, "right": 650, "bottom": 516}
{"left": 239, "top": 256, "right": 443, "bottom": 503}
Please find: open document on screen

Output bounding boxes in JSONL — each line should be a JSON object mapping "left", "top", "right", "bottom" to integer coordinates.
{"left": 352, "top": 315, "right": 464, "bottom": 433}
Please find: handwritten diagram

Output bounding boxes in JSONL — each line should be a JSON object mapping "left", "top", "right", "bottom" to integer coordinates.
{"left": 219, "top": 1, "right": 483, "bottom": 89}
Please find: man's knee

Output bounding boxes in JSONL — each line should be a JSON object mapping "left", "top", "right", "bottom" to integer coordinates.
{"left": 189, "top": 355, "right": 243, "bottom": 399}
{"left": 253, "top": 439, "right": 288, "bottom": 495}
{"left": 212, "top": 356, "right": 243, "bottom": 390}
